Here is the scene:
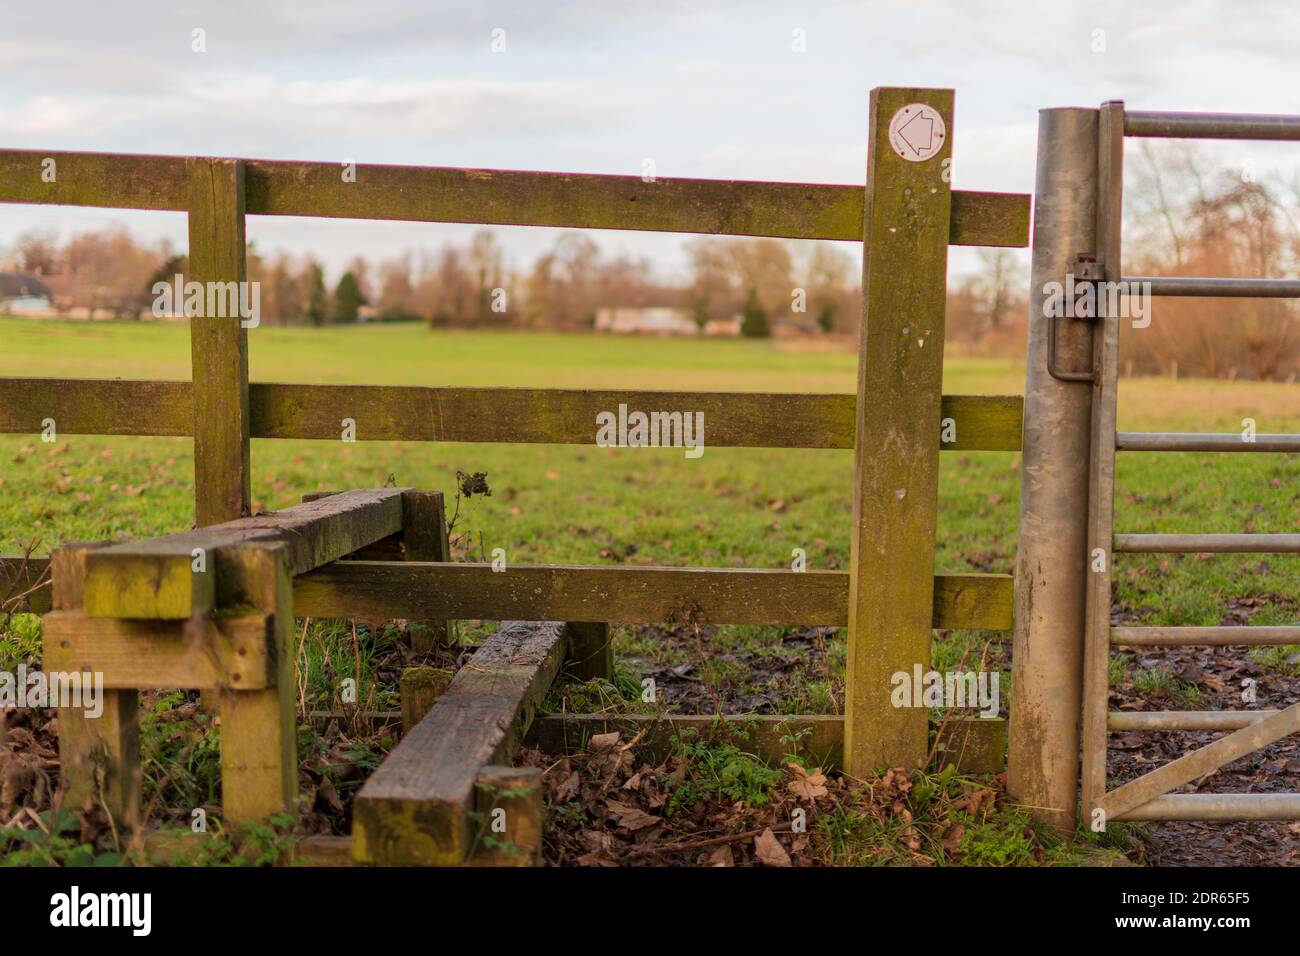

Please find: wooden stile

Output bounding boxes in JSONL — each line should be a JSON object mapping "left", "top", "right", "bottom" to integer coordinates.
{"left": 82, "top": 488, "right": 404, "bottom": 619}
{"left": 4, "top": 93, "right": 1038, "bottom": 852}
{"left": 844, "top": 88, "right": 955, "bottom": 775}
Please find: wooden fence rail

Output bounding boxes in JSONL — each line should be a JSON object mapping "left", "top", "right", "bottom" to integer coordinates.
{"left": 0, "top": 379, "right": 1024, "bottom": 451}
{"left": 0, "top": 149, "right": 1028, "bottom": 247}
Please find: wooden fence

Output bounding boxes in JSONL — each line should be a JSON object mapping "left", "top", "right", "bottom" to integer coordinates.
{"left": 0, "top": 86, "right": 1031, "bottom": 864}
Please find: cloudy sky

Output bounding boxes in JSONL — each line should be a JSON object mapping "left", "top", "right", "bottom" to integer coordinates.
{"left": 3, "top": 0, "right": 1298, "bottom": 280}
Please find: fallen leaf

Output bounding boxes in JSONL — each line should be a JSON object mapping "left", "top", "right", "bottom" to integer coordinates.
{"left": 788, "top": 768, "right": 828, "bottom": 800}
{"left": 753, "top": 828, "right": 791, "bottom": 867}
{"left": 707, "top": 845, "right": 734, "bottom": 867}
{"left": 606, "top": 799, "right": 660, "bottom": 831}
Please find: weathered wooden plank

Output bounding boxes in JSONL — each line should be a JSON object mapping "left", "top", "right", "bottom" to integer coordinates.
{"left": 0, "top": 380, "right": 1025, "bottom": 451}
{"left": 253, "top": 385, "right": 1021, "bottom": 450}
{"left": 845, "top": 87, "right": 955, "bottom": 774}
{"left": 294, "top": 563, "right": 1014, "bottom": 630}
{"left": 353, "top": 621, "right": 569, "bottom": 865}
{"left": 0, "top": 380, "right": 192, "bottom": 436}
{"left": 82, "top": 488, "right": 403, "bottom": 618}
{"left": 41, "top": 611, "right": 273, "bottom": 690}
{"left": 525, "top": 713, "right": 1006, "bottom": 774}
{"left": 84, "top": 551, "right": 214, "bottom": 620}
{"left": 0, "top": 150, "right": 1030, "bottom": 247}
{"left": 217, "top": 542, "right": 298, "bottom": 825}
{"left": 0, "top": 150, "right": 188, "bottom": 210}
{"left": 1099, "top": 699, "right": 1300, "bottom": 822}
{"left": 49, "top": 544, "right": 140, "bottom": 828}
{"left": 188, "top": 157, "right": 251, "bottom": 528}
{"left": 400, "top": 666, "right": 454, "bottom": 733}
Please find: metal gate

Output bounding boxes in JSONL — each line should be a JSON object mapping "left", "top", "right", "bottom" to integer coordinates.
{"left": 1072, "top": 103, "right": 1300, "bottom": 824}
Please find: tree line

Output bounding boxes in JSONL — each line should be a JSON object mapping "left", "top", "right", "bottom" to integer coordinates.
{"left": 4, "top": 145, "right": 1299, "bottom": 377}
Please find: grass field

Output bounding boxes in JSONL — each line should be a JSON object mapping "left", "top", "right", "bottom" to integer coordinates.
{"left": 1, "top": 316, "right": 1296, "bottom": 865}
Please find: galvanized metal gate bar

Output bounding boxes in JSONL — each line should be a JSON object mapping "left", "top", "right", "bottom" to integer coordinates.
{"left": 1079, "top": 101, "right": 1300, "bottom": 825}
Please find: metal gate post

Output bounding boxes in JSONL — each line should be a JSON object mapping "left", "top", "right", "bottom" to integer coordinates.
{"left": 1008, "top": 108, "right": 1099, "bottom": 831}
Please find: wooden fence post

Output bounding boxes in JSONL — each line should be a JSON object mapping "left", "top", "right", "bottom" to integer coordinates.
{"left": 218, "top": 542, "right": 297, "bottom": 824}
{"left": 401, "top": 490, "right": 455, "bottom": 651}
{"left": 188, "top": 157, "right": 250, "bottom": 716}
{"left": 50, "top": 543, "right": 141, "bottom": 829}
{"left": 186, "top": 157, "right": 250, "bottom": 527}
{"left": 843, "top": 88, "right": 954, "bottom": 775}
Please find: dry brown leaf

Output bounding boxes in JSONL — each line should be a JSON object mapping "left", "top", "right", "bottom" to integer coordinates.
{"left": 588, "top": 732, "right": 621, "bottom": 753}
{"left": 788, "top": 769, "right": 828, "bottom": 800}
{"left": 606, "top": 799, "right": 660, "bottom": 831}
{"left": 754, "top": 828, "right": 791, "bottom": 867}
{"left": 707, "top": 845, "right": 734, "bottom": 867}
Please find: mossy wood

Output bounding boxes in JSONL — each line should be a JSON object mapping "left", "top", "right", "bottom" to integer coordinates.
{"left": 400, "top": 666, "right": 454, "bottom": 733}
{"left": 81, "top": 488, "right": 404, "bottom": 618}
{"left": 401, "top": 490, "right": 455, "bottom": 651}
{"left": 0, "top": 379, "right": 1025, "bottom": 452}
{"left": 294, "top": 563, "right": 1014, "bottom": 630}
{"left": 0, "top": 149, "right": 1029, "bottom": 247}
{"left": 300, "top": 489, "right": 455, "bottom": 649}
{"left": 49, "top": 544, "right": 141, "bottom": 829}
{"left": 42, "top": 611, "right": 274, "bottom": 689}
{"left": 845, "top": 88, "right": 955, "bottom": 775}
{"left": 217, "top": 542, "right": 298, "bottom": 825}
{"left": 352, "top": 621, "right": 569, "bottom": 866}
{"left": 187, "top": 158, "right": 251, "bottom": 528}
{"left": 469, "top": 766, "right": 544, "bottom": 867}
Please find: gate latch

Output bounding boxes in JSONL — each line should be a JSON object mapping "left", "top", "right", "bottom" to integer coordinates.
{"left": 1047, "top": 253, "right": 1104, "bottom": 383}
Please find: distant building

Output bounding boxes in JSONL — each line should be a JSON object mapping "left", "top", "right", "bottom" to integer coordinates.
{"left": 702, "top": 317, "right": 741, "bottom": 336}
{"left": 595, "top": 306, "right": 698, "bottom": 335}
{"left": 0, "top": 271, "right": 53, "bottom": 313}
